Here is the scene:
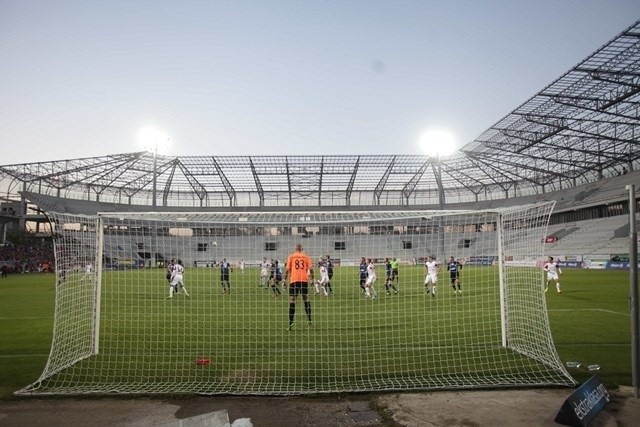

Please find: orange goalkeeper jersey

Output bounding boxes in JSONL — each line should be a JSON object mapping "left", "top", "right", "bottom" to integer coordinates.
{"left": 286, "top": 252, "right": 313, "bottom": 284}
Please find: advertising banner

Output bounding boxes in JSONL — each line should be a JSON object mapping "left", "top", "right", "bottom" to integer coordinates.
{"left": 584, "top": 259, "right": 607, "bottom": 269}
{"left": 555, "top": 375, "right": 610, "bottom": 426}
{"left": 607, "top": 261, "right": 640, "bottom": 269}
{"left": 466, "top": 256, "right": 497, "bottom": 266}
{"left": 558, "top": 261, "right": 584, "bottom": 268}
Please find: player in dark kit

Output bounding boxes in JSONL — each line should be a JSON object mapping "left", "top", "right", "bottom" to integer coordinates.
{"left": 358, "top": 257, "right": 367, "bottom": 294}
{"left": 384, "top": 258, "right": 398, "bottom": 295}
{"left": 220, "top": 258, "right": 231, "bottom": 294}
{"left": 325, "top": 255, "right": 334, "bottom": 294}
{"left": 166, "top": 259, "right": 175, "bottom": 283}
{"left": 447, "top": 256, "right": 462, "bottom": 294}
{"left": 271, "top": 260, "right": 283, "bottom": 297}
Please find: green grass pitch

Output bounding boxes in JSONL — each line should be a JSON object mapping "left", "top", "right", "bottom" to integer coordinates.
{"left": 0, "top": 266, "right": 633, "bottom": 398}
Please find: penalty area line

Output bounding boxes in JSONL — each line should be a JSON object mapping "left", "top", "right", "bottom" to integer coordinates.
{"left": 0, "top": 354, "right": 49, "bottom": 358}
{"left": 0, "top": 317, "right": 54, "bottom": 320}
{"left": 548, "top": 308, "right": 629, "bottom": 317}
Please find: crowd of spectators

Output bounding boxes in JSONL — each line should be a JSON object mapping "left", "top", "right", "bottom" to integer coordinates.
{"left": 0, "top": 240, "right": 55, "bottom": 275}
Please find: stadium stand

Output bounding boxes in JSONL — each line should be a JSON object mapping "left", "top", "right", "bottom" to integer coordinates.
{"left": 546, "top": 215, "right": 635, "bottom": 256}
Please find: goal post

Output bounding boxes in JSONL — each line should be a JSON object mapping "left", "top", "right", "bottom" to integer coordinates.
{"left": 30, "top": 213, "right": 102, "bottom": 387}
{"left": 17, "top": 202, "right": 575, "bottom": 395}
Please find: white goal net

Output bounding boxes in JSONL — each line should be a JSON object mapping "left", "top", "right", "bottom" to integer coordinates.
{"left": 17, "top": 202, "right": 575, "bottom": 395}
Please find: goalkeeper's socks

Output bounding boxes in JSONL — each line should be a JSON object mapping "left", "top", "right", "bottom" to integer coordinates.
{"left": 304, "top": 301, "right": 311, "bottom": 321}
{"left": 289, "top": 303, "right": 295, "bottom": 325}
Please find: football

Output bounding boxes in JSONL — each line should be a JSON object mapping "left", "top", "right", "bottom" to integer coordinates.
{"left": 212, "top": 242, "right": 217, "bottom": 247}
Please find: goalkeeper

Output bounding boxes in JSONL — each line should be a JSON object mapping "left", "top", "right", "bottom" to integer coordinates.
{"left": 284, "top": 244, "right": 314, "bottom": 330}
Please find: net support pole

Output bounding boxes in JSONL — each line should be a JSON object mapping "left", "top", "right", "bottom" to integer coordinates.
{"left": 497, "top": 212, "right": 507, "bottom": 348}
{"left": 93, "top": 216, "right": 104, "bottom": 355}
{"left": 628, "top": 184, "right": 639, "bottom": 398}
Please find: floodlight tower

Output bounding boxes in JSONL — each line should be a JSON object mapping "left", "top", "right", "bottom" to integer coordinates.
{"left": 139, "top": 127, "right": 170, "bottom": 268}
{"left": 419, "top": 129, "right": 456, "bottom": 209}
{"left": 419, "top": 130, "right": 456, "bottom": 260}
{"left": 139, "top": 127, "right": 170, "bottom": 209}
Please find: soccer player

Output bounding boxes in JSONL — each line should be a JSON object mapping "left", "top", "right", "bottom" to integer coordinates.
{"left": 260, "top": 257, "right": 270, "bottom": 288}
{"left": 219, "top": 258, "right": 231, "bottom": 294}
{"left": 315, "top": 261, "right": 330, "bottom": 297}
{"left": 269, "top": 258, "right": 276, "bottom": 285}
{"left": 165, "top": 259, "right": 176, "bottom": 289}
{"left": 168, "top": 259, "right": 189, "bottom": 298}
{"left": 80, "top": 262, "right": 93, "bottom": 283}
{"left": 544, "top": 256, "right": 562, "bottom": 293}
{"left": 358, "top": 257, "right": 368, "bottom": 294}
{"left": 271, "top": 260, "right": 283, "bottom": 297}
{"left": 325, "top": 255, "right": 334, "bottom": 294}
{"left": 391, "top": 257, "right": 399, "bottom": 286}
{"left": 284, "top": 243, "right": 314, "bottom": 330}
{"left": 424, "top": 256, "right": 439, "bottom": 297}
{"left": 384, "top": 258, "right": 398, "bottom": 295}
{"left": 57, "top": 265, "right": 67, "bottom": 286}
{"left": 364, "top": 258, "right": 378, "bottom": 300}
{"left": 239, "top": 259, "right": 245, "bottom": 274}
{"left": 447, "top": 256, "right": 462, "bottom": 294}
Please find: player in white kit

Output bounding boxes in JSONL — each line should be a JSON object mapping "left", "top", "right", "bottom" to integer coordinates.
{"left": 424, "top": 256, "right": 439, "bottom": 297}
{"left": 168, "top": 259, "right": 189, "bottom": 298}
{"left": 544, "top": 256, "right": 562, "bottom": 293}
{"left": 364, "top": 259, "right": 378, "bottom": 300}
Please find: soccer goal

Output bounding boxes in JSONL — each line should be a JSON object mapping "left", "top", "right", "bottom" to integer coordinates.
{"left": 17, "top": 202, "right": 575, "bottom": 395}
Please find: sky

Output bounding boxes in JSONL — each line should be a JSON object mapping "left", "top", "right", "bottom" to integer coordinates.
{"left": 1, "top": 0, "right": 639, "bottom": 165}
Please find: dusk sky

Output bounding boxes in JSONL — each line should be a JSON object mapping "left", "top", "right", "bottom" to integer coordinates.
{"left": 1, "top": 1, "right": 639, "bottom": 164}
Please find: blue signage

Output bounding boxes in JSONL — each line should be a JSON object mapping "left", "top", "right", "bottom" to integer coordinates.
{"left": 555, "top": 375, "right": 610, "bottom": 426}
{"left": 607, "top": 262, "right": 640, "bottom": 269}
{"left": 558, "top": 261, "right": 584, "bottom": 268}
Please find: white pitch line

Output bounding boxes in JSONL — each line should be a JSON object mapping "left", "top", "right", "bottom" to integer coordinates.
{"left": 0, "top": 317, "right": 53, "bottom": 320}
{"left": 555, "top": 343, "right": 629, "bottom": 347}
{"left": 0, "top": 354, "right": 48, "bottom": 358}
{"left": 548, "top": 308, "right": 629, "bottom": 317}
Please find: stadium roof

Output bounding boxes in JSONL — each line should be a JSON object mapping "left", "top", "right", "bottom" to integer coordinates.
{"left": 2, "top": 20, "right": 639, "bottom": 210}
